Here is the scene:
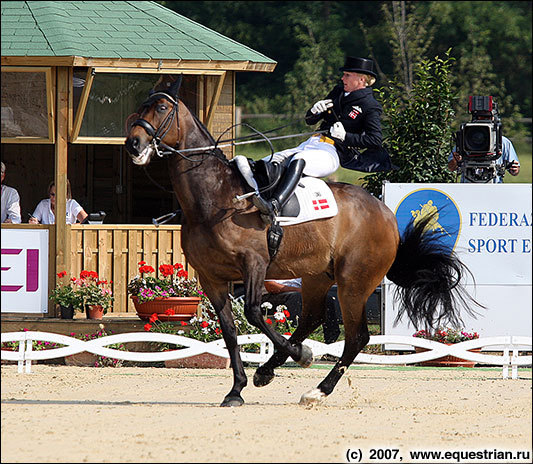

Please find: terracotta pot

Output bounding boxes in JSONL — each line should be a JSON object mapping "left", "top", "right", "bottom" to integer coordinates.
{"left": 86, "top": 304, "right": 104, "bottom": 320}
{"left": 131, "top": 296, "right": 201, "bottom": 321}
{"left": 164, "top": 352, "right": 230, "bottom": 369}
{"left": 415, "top": 345, "right": 481, "bottom": 368}
{"left": 65, "top": 351, "right": 99, "bottom": 367}
{"left": 60, "top": 304, "right": 75, "bottom": 319}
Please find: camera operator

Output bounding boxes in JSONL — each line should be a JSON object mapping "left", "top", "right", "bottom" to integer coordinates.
{"left": 448, "top": 96, "right": 520, "bottom": 183}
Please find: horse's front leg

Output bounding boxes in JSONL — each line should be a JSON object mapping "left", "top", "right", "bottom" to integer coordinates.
{"left": 242, "top": 266, "right": 313, "bottom": 370}
{"left": 254, "top": 276, "right": 333, "bottom": 387}
{"left": 200, "top": 278, "right": 247, "bottom": 407}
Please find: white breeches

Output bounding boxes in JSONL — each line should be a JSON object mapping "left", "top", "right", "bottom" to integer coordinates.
{"left": 262, "top": 136, "right": 340, "bottom": 178}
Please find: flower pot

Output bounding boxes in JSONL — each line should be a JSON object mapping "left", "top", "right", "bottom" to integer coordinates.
{"left": 415, "top": 345, "right": 481, "bottom": 368}
{"left": 86, "top": 304, "right": 104, "bottom": 320}
{"left": 60, "top": 304, "right": 75, "bottom": 319}
{"left": 164, "top": 352, "right": 230, "bottom": 369}
{"left": 132, "top": 296, "right": 201, "bottom": 321}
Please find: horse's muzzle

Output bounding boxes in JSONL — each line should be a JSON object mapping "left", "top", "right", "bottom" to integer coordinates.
{"left": 125, "top": 137, "right": 153, "bottom": 165}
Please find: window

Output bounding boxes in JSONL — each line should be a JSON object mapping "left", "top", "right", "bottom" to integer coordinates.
{"left": 71, "top": 70, "right": 199, "bottom": 143}
{"left": 0, "top": 67, "right": 54, "bottom": 143}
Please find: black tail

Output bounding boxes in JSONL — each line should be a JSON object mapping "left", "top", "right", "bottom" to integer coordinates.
{"left": 386, "top": 214, "right": 483, "bottom": 329}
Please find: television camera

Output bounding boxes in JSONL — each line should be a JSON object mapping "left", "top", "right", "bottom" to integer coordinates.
{"left": 454, "top": 96, "right": 510, "bottom": 183}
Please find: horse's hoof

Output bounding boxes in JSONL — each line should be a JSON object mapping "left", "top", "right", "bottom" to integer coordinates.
{"left": 253, "top": 369, "right": 275, "bottom": 387}
{"left": 296, "top": 344, "right": 313, "bottom": 368}
{"left": 220, "top": 395, "right": 244, "bottom": 407}
{"left": 299, "top": 388, "right": 326, "bottom": 406}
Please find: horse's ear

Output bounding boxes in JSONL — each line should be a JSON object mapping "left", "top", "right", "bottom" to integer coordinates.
{"left": 168, "top": 74, "right": 183, "bottom": 99}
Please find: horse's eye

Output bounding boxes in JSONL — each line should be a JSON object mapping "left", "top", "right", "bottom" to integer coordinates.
{"left": 157, "top": 104, "right": 167, "bottom": 112}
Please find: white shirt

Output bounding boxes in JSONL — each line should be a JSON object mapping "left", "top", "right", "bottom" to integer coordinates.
{"left": 1, "top": 184, "right": 21, "bottom": 223}
{"left": 31, "top": 198, "right": 83, "bottom": 224}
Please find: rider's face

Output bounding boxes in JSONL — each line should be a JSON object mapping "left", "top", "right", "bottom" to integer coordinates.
{"left": 341, "top": 72, "right": 366, "bottom": 93}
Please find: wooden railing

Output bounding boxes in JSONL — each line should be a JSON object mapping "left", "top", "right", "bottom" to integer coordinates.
{"left": 70, "top": 224, "right": 196, "bottom": 315}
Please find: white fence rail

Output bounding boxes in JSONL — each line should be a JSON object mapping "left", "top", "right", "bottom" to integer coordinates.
{"left": 2, "top": 331, "right": 531, "bottom": 379}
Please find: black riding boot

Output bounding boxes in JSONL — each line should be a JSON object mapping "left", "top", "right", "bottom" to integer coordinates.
{"left": 253, "top": 159, "right": 306, "bottom": 222}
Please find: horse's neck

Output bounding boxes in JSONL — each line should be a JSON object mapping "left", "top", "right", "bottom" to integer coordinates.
{"left": 169, "top": 123, "right": 240, "bottom": 223}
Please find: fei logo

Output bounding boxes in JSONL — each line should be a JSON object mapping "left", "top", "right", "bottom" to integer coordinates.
{"left": 394, "top": 188, "right": 461, "bottom": 253}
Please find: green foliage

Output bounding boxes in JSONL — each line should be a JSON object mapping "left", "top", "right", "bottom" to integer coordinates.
{"left": 49, "top": 284, "right": 82, "bottom": 310}
{"left": 160, "top": 1, "right": 530, "bottom": 124}
{"left": 363, "top": 52, "right": 457, "bottom": 196}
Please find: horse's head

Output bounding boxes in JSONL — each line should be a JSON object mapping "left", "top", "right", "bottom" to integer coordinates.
{"left": 125, "top": 78, "right": 183, "bottom": 166}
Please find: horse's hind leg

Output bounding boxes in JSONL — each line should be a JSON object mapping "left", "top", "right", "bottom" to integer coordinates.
{"left": 300, "top": 288, "right": 370, "bottom": 405}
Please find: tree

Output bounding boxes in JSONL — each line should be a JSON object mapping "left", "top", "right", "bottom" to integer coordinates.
{"left": 363, "top": 52, "right": 457, "bottom": 197}
{"left": 381, "top": 1, "right": 434, "bottom": 92}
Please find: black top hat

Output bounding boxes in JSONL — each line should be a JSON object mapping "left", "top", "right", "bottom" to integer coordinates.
{"left": 339, "top": 56, "right": 376, "bottom": 78}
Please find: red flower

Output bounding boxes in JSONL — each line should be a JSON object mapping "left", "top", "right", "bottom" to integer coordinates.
{"left": 57, "top": 271, "right": 67, "bottom": 278}
{"left": 278, "top": 317, "right": 286, "bottom": 324}
{"left": 159, "top": 264, "right": 175, "bottom": 277}
{"left": 266, "top": 318, "right": 272, "bottom": 325}
{"left": 164, "top": 308, "right": 175, "bottom": 316}
{"left": 174, "top": 263, "right": 184, "bottom": 270}
{"left": 149, "top": 313, "right": 159, "bottom": 323}
{"left": 284, "top": 332, "right": 292, "bottom": 336}
{"left": 283, "top": 309, "right": 290, "bottom": 318}
{"left": 138, "top": 261, "right": 146, "bottom": 266}
{"left": 177, "top": 269, "right": 188, "bottom": 278}
{"left": 139, "top": 265, "right": 155, "bottom": 274}
{"left": 144, "top": 323, "right": 152, "bottom": 331}
{"left": 80, "top": 270, "right": 90, "bottom": 279}
{"left": 180, "top": 321, "right": 187, "bottom": 326}
{"left": 201, "top": 321, "right": 209, "bottom": 328}
{"left": 215, "top": 328, "right": 222, "bottom": 335}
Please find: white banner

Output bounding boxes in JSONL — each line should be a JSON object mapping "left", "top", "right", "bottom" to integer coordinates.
{"left": 1, "top": 229, "right": 49, "bottom": 313}
{"left": 382, "top": 183, "right": 532, "bottom": 342}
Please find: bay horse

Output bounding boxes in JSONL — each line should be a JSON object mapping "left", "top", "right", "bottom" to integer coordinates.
{"left": 125, "top": 80, "right": 478, "bottom": 407}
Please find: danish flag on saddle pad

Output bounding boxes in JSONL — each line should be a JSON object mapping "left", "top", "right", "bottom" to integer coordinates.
{"left": 276, "top": 177, "right": 338, "bottom": 227}
{"left": 313, "top": 198, "right": 330, "bottom": 210}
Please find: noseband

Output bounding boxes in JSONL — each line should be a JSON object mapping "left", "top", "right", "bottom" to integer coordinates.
{"left": 131, "top": 91, "right": 180, "bottom": 158}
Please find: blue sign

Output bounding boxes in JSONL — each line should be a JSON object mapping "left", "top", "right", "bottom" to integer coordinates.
{"left": 394, "top": 188, "right": 461, "bottom": 252}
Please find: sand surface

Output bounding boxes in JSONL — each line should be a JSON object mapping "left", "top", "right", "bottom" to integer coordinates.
{"left": 1, "top": 364, "right": 531, "bottom": 463}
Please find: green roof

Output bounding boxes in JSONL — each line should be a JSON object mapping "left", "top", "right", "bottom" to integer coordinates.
{"left": 1, "top": 1, "right": 275, "bottom": 65}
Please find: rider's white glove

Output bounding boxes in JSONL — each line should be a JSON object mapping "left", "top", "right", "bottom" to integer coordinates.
{"left": 330, "top": 121, "right": 346, "bottom": 141}
{"left": 310, "top": 99, "right": 333, "bottom": 115}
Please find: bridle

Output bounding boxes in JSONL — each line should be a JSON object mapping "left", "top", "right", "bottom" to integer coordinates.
{"left": 131, "top": 91, "right": 181, "bottom": 159}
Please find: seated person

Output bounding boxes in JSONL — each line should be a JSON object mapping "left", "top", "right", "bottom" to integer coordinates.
{"left": 262, "top": 278, "right": 342, "bottom": 344}
{"left": 1, "top": 161, "right": 21, "bottom": 224}
{"left": 29, "top": 179, "right": 88, "bottom": 224}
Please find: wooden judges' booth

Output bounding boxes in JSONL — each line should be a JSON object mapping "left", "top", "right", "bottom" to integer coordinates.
{"left": 1, "top": 1, "right": 275, "bottom": 318}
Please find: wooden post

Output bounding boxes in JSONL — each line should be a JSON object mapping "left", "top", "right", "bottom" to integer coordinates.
{"left": 54, "top": 66, "right": 70, "bottom": 317}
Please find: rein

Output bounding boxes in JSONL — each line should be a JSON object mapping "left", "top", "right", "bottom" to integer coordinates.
{"left": 131, "top": 90, "right": 327, "bottom": 163}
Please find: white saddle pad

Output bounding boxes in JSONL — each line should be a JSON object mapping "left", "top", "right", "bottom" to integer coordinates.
{"left": 231, "top": 156, "right": 338, "bottom": 227}
{"left": 277, "top": 177, "right": 338, "bottom": 226}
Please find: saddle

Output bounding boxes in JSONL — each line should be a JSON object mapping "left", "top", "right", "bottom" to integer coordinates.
{"left": 232, "top": 156, "right": 338, "bottom": 258}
